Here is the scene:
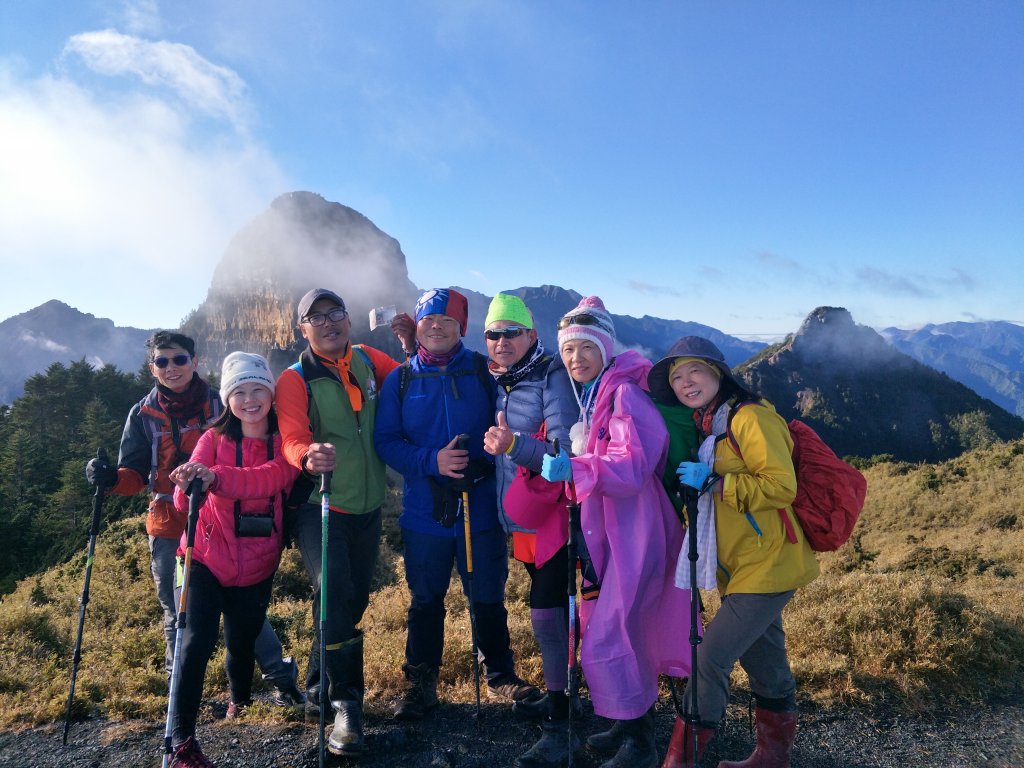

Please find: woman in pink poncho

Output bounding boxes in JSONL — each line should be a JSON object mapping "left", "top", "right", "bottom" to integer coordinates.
{"left": 539, "top": 296, "right": 694, "bottom": 768}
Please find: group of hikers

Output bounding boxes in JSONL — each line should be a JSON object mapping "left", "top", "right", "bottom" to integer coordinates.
{"left": 84, "top": 286, "right": 820, "bottom": 768}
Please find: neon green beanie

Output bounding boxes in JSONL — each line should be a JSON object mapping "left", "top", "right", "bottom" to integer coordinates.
{"left": 484, "top": 292, "right": 533, "bottom": 329}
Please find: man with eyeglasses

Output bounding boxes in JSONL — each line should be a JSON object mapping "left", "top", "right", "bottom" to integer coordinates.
{"left": 83, "top": 331, "right": 304, "bottom": 708}
{"left": 276, "top": 287, "right": 410, "bottom": 757}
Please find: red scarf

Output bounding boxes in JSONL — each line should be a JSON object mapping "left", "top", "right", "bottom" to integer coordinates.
{"left": 156, "top": 374, "right": 211, "bottom": 419}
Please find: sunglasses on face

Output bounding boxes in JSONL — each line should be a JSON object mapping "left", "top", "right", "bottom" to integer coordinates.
{"left": 303, "top": 308, "right": 348, "bottom": 327}
{"left": 484, "top": 326, "right": 528, "bottom": 341}
{"left": 153, "top": 354, "right": 191, "bottom": 369}
{"left": 557, "top": 313, "right": 603, "bottom": 330}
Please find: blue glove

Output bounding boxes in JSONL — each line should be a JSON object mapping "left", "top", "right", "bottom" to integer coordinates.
{"left": 541, "top": 448, "right": 573, "bottom": 483}
{"left": 676, "top": 461, "right": 711, "bottom": 490}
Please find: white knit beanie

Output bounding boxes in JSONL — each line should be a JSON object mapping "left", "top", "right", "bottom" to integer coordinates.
{"left": 557, "top": 295, "right": 616, "bottom": 367}
{"left": 220, "top": 352, "right": 275, "bottom": 403}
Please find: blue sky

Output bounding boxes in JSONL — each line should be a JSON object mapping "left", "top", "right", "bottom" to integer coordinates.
{"left": 1, "top": 1, "right": 1021, "bottom": 340}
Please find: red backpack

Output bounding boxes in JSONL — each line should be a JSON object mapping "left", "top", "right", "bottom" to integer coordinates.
{"left": 726, "top": 400, "right": 867, "bottom": 552}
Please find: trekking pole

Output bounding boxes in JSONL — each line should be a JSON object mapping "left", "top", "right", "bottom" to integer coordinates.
{"left": 555, "top": 438, "right": 580, "bottom": 768}
{"left": 456, "top": 433, "right": 482, "bottom": 723}
{"left": 161, "top": 478, "right": 203, "bottom": 768}
{"left": 677, "top": 471, "right": 720, "bottom": 768}
{"left": 62, "top": 447, "right": 109, "bottom": 745}
{"left": 318, "top": 470, "right": 332, "bottom": 768}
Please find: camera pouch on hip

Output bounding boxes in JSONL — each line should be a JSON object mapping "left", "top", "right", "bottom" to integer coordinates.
{"left": 231, "top": 433, "right": 278, "bottom": 538}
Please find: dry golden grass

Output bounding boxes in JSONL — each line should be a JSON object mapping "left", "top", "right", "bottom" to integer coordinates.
{"left": 1, "top": 439, "right": 1022, "bottom": 728}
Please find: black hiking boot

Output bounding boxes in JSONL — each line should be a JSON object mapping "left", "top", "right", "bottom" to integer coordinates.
{"left": 328, "top": 699, "right": 364, "bottom": 756}
{"left": 586, "top": 718, "right": 626, "bottom": 756}
{"left": 268, "top": 656, "right": 306, "bottom": 707}
{"left": 596, "top": 709, "right": 656, "bottom": 768}
{"left": 394, "top": 662, "right": 438, "bottom": 721}
{"left": 515, "top": 690, "right": 586, "bottom": 720}
{"left": 515, "top": 692, "right": 582, "bottom": 768}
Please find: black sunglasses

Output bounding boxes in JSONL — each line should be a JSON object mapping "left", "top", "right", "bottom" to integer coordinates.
{"left": 557, "top": 314, "right": 603, "bottom": 330}
{"left": 153, "top": 354, "right": 191, "bottom": 368}
{"left": 485, "top": 326, "right": 528, "bottom": 341}
{"left": 303, "top": 308, "right": 349, "bottom": 327}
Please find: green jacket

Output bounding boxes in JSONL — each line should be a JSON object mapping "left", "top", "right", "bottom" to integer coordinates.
{"left": 294, "top": 347, "right": 387, "bottom": 514}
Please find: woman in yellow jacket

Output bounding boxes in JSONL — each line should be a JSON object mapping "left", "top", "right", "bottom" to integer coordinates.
{"left": 647, "top": 336, "right": 818, "bottom": 768}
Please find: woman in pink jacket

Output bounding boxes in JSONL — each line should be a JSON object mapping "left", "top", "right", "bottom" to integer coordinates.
{"left": 166, "top": 352, "right": 298, "bottom": 768}
{"left": 540, "top": 297, "right": 694, "bottom": 768}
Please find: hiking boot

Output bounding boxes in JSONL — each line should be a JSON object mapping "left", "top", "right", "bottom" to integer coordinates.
{"left": 268, "top": 656, "right": 306, "bottom": 707}
{"left": 514, "top": 691, "right": 552, "bottom": 720}
{"left": 597, "top": 709, "right": 656, "bottom": 768}
{"left": 225, "top": 699, "right": 250, "bottom": 719}
{"left": 305, "top": 684, "right": 321, "bottom": 716}
{"left": 586, "top": 718, "right": 626, "bottom": 755}
{"left": 327, "top": 699, "right": 364, "bottom": 756}
{"left": 515, "top": 715, "right": 583, "bottom": 768}
{"left": 394, "top": 663, "right": 438, "bottom": 721}
{"left": 170, "top": 735, "right": 216, "bottom": 768}
{"left": 487, "top": 672, "right": 541, "bottom": 703}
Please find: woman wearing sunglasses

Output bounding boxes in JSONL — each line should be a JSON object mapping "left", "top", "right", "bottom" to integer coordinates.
{"left": 539, "top": 296, "right": 694, "bottom": 768}
{"left": 481, "top": 293, "right": 578, "bottom": 767}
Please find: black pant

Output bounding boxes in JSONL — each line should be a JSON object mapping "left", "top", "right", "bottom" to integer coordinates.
{"left": 172, "top": 562, "right": 272, "bottom": 743}
{"left": 293, "top": 503, "right": 382, "bottom": 695}
{"left": 524, "top": 543, "right": 570, "bottom": 610}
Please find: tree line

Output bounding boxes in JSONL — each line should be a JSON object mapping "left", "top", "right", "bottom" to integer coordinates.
{"left": 0, "top": 360, "right": 155, "bottom": 594}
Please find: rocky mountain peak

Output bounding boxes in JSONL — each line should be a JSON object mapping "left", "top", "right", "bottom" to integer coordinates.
{"left": 778, "top": 305, "right": 904, "bottom": 368}
{"left": 183, "top": 191, "right": 419, "bottom": 370}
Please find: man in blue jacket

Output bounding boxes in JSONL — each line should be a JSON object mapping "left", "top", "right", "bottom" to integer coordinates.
{"left": 374, "top": 288, "right": 539, "bottom": 719}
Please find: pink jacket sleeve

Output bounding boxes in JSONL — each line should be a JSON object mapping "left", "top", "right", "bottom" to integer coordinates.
{"left": 172, "top": 429, "right": 218, "bottom": 512}
{"left": 570, "top": 383, "right": 668, "bottom": 501}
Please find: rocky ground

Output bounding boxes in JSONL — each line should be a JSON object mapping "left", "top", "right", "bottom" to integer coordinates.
{"left": 2, "top": 691, "right": 1022, "bottom": 768}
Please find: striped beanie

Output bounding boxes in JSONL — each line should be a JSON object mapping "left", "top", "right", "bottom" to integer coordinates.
{"left": 557, "top": 295, "right": 616, "bottom": 367}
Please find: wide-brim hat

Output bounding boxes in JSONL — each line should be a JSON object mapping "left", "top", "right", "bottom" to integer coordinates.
{"left": 648, "top": 335, "right": 740, "bottom": 405}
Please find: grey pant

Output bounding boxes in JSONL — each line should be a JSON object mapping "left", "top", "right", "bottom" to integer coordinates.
{"left": 687, "top": 591, "right": 797, "bottom": 725}
{"left": 158, "top": 535, "right": 293, "bottom": 684}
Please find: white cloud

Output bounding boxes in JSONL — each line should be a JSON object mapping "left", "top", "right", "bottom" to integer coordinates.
{"left": 63, "top": 29, "right": 249, "bottom": 130}
{"left": 0, "top": 34, "right": 287, "bottom": 327}
{"left": 20, "top": 331, "right": 70, "bottom": 353}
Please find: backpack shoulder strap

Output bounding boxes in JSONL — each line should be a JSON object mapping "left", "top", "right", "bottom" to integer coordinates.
{"left": 723, "top": 397, "right": 764, "bottom": 458}
{"left": 352, "top": 344, "right": 375, "bottom": 377}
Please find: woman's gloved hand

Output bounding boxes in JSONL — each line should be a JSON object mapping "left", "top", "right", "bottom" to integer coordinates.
{"left": 676, "top": 460, "right": 712, "bottom": 490}
{"left": 541, "top": 448, "right": 573, "bottom": 483}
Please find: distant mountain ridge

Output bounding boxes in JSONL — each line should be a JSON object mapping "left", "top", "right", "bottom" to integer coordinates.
{"left": 0, "top": 300, "right": 152, "bottom": 404}
{"left": 1, "top": 192, "right": 1023, "bottom": 464}
{"left": 738, "top": 308, "right": 1024, "bottom": 462}
{"left": 880, "top": 321, "right": 1024, "bottom": 417}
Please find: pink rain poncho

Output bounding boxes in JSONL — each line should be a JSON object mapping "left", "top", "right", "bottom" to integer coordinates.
{"left": 569, "top": 350, "right": 694, "bottom": 720}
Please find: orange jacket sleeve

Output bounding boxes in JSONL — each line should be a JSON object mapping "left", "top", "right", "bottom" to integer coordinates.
{"left": 275, "top": 366, "right": 313, "bottom": 471}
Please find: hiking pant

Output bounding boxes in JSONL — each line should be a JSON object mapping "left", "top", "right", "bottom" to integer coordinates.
{"left": 293, "top": 502, "right": 382, "bottom": 694}
{"left": 402, "top": 525, "right": 514, "bottom": 681}
{"left": 149, "top": 535, "right": 179, "bottom": 677}
{"left": 686, "top": 591, "right": 797, "bottom": 726}
{"left": 171, "top": 562, "right": 272, "bottom": 744}
{"left": 523, "top": 543, "right": 570, "bottom": 691}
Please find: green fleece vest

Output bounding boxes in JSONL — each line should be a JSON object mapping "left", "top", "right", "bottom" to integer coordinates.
{"left": 305, "top": 349, "right": 386, "bottom": 514}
